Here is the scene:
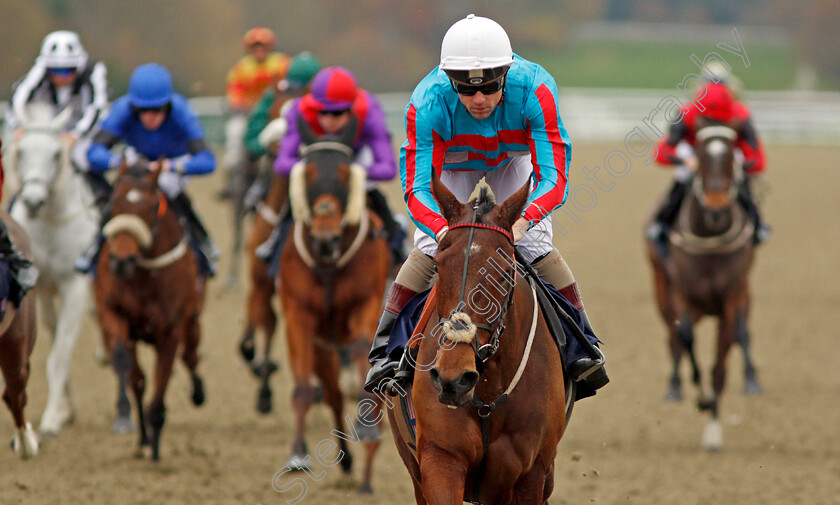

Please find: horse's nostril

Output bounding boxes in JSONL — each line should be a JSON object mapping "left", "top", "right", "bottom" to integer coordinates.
{"left": 459, "top": 371, "right": 479, "bottom": 389}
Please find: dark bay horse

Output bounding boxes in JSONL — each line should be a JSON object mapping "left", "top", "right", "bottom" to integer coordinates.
{"left": 647, "top": 125, "right": 761, "bottom": 450}
{"left": 93, "top": 164, "right": 205, "bottom": 460}
{"left": 277, "top": 118, "right": 390, "bottom": 493}
{"left": 238, "top": 173, "right": 286, "bottom": 414}
{"left": 0, "top": 210, "right": 39, "bottom": 458}
{"left": 389, "top": 178, "right": 568, "bottom": 505}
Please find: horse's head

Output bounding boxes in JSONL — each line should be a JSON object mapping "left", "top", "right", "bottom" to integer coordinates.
{"left": 13, "top": 104, "right": 73, "bottom": 217}
{"left": 290, "top": 116, "right": 366, "bottom": 264}
{"left": 101, "top": 162, "right": 163, "bottom": 279}
{"left": 426, "top": 174, "right": 530, "bottom": 407}
{"left": 694, "top": 125, "right": 740, "bottom": 214}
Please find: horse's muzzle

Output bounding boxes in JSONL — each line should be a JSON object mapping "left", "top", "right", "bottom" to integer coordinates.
{"left": 429, "top": 367, "right": 479, "bottom": 407}
{"left": 313, "top": 235, "right": 341, "bottom": 262}
{"left": 109, "top": 254, "right": 137, "bottom": 279}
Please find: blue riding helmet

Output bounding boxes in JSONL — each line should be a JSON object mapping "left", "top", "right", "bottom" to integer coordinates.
{"left": 128, "top": 63, "right": 174, "bottom": 108}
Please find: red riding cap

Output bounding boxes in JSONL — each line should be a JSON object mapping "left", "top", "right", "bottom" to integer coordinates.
{"left": 305, "top": 66, "right": 358, "bottom": 111}
{"left": 696, "top": 82, "right": 735, "bottom": 122}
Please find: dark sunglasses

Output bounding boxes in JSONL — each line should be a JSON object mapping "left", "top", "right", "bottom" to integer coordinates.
{"left": 452, "top": 77, "right": 506, "bottom": 97}
{"left": 48, "top": 67, "right": 76, "bottom": 77}
{"left": 132, "top": 105, "right": 168, "bottom": 115}
{"left": 318, "top": 108, "right": 350, "bottom": 117}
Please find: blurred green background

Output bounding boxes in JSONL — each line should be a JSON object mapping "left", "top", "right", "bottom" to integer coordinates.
{"left": 1, "top": 0, "right": 838, "bottom": 98}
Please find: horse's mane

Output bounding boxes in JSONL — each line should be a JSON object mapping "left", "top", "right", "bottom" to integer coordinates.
{"left": 474, "top": 187, "right": 496, "bottom": 222}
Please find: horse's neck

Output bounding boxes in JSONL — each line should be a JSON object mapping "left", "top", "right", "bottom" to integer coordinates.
{"left": 146, "top": 211, "right": 185, "bottom": 258}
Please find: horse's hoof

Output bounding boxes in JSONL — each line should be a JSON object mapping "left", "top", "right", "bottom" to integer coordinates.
{"left": 11, "top": 424, "right": 39, "bottom": 459}
{"left": 358, "top": 483, "right": 373, "bottom": 495}
{"left": 701, "top": 419, "right": 723, "bottom": 451}
{"left": 94, "top": 347, "right": 110, "bottom": 367}
{"left": 286, "top": 453, "right": 312, "bottom": 472}
{"left": 256, "top": 385, "right": 272, "bottom": 415}
{"left": 111, "top": 416, "right": 136, "bottom": 434}
{"left": 743, "top": 379, "right": 763, "bottom": 396}
{"left": 239, "top": 338, "right": 256, "bottom": 363}
{"left": 339, "top": 449, "right": 353, "bottom": 474}
{"left": 663, "top": 386, "right": 683, "bottom": 403}
{"left": 190, "top": 375, "right": 206, "bottom": 407}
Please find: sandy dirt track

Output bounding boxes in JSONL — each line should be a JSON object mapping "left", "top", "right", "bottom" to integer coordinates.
{"left": 0, "top": 143, "right": 838, "bottom": 505}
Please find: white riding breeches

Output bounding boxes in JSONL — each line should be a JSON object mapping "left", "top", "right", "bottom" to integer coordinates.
{"left": 414, "top": 155, "right": 553, "bottom": 263}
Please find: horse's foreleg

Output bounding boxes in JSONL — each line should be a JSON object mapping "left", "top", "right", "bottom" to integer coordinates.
{"left": 651, "top": 256, "right": 683, "bottom": 402}
{"left": 313, "top": 347, "right": 356, "bottom": 473}
{"left": 181, "top": 314, "right": 205, "bottom": 407}
{"left": 0, "top": 326, "right": 39, "bottom": 458}
{"left": 512, "top": 462, "right": 550, "bottom": 505}
{"left": 147, "top": 335, "right": 179, "bottom": 462}
{"left": 250, "top": 267, "right": 279, "bottom": 414}
{"left": 348, "top": 294, "right": 386, "bottom": 493}
{"left": 40, "top": 276, "right": 89, "bottom": 435}
{"left": 418, "top": 448, "right": 468, "bottom": 505}
{"left": 101, "top": 311, "right": 134, "bottom": 434}
{"left": 282, "top": 299, "right": 317, "bottom": 470}
{"left": 734, "top": 293, "right": 762, "bottom": 395}
{"left": 126, "top": 343, "right": 149, "bottom": 454}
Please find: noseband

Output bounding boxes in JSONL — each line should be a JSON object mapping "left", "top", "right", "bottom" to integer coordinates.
{"left": 446, "top": 215, "right": 516, "bottom": 365}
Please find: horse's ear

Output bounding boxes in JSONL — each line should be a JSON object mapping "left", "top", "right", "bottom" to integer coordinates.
{"left": 297, "top": 115, "right": 318, "bottom": 146}
{"left": 489, "top": 179, "right": 531, "bottom": 231}
{"left": 150, "top": 158, "right": 164, "bottom": 185}
{"left": 338, "top": 115, "right": 358, "bottom": 147}
{"left": 432, "top": 169, "right": 463, "bottom": 224}
{"left": 117, "top": 156, "right": 128, "bottom": 178}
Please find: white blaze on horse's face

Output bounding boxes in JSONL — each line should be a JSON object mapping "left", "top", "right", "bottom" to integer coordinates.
{"left": 126, "top": 189, "right": 144, "bottom": 204}
{"left": 706, "top": 139, "right": 728, "bottom": 157}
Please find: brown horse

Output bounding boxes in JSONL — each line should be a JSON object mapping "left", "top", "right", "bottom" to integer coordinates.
{"left": 647, "top": 125, "right": 761, "bottom": 450}
{"left": 277, "top": 118, "right": 390, "bottom": 493}
{"left": 238, "top": 173, "right": 286, "bottom": 414}
{"left": 0, "top": 211, "right": 39, "bottom": 459}
{"left": 93, "top": 164, "right": 205, "bottom": 460}
{"left": 388, "top": 178, "right": 569, "bottom": 505}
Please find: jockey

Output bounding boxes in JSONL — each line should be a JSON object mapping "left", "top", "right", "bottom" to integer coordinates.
{"left": 221, "top": 27, "right": 291, "bottom": 198}
{"left": 77, "top": 63, "right": 218, "bottom": 276}
{"left": 244, "top": 51, "right": 322, "bottom": 161}
{"left": 364, "top": 14, "right": 608, "bottom": 393}
{"left": 226, "top": 27, "right": 291, "bottom": 114}
{"left": 0, "top": 139, "right": 39, "bottom": 317}
{"left": 6, "top": 30, "right": 111, "bottom": 209}
{"left": 258, "top": 66, "right": 407, "bottom": 266}
{"left": 647, "top": 81, "right": 769, "bottom": 257}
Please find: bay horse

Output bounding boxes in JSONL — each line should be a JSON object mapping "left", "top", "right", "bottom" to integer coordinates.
{"left": 93, "top": 163, "right": 205, "bottom": 460}
{"left": 647, "top": 125, "right": 761, "bottom": 450}
{"left": 388, "top": 178, "right": 570, "bottom": 505}
{"left": 277, "top": 118, "right": 390, "bottom": 493}
{"left": 237, "top": 91, "right": 299, "bottom": 414}
{"left": 8, "top": 103, "right": 100, "bottom": 436}
{"left": 0, "top": 210, "right": 39, "bottom": 458}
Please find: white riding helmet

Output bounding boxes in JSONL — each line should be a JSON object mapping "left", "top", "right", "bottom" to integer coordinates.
{"left": 440, "top": 14, "right": 513, "bottom": 84}
{"left": 38, "top": 30, "right": 88, "bottom": 69}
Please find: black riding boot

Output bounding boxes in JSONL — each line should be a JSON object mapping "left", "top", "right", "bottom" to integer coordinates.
{"left": 363, "top": 283, "right": 418, "bottom": 393}
{"left": 366, "top": 189, "right": 407, "bottom": 265}
{"left": 74, "top": 205, "right": 111, "bottom": 274}
{"left": 738, "top": 178, "right": 771, "bottom": 244}
{"left": 170, "top": 193, "right": 219, "bottom": 277}
{"left": 567, "top": 309, "right": 609, "bottom": 390}
{"left": 646, "top": 179, "right": 690, "bottom": 258}
{"left": 0, "top": 222, "right": 38, "bottom": 308}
